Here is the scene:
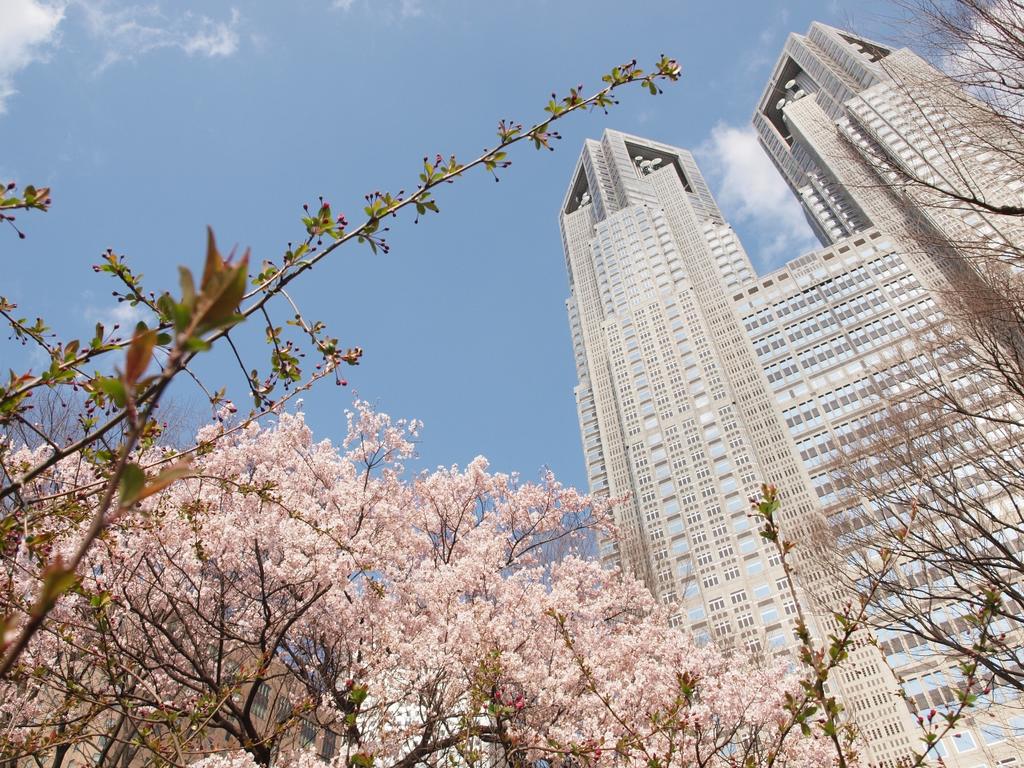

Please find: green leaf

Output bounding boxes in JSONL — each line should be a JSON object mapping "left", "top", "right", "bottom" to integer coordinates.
{"left": 185, "top": 337, "right": 212, "bottom": 352}
{"left": 192, "top": 228, "right": 249, "bottom": 333}
{"left": 179, "top": 267, "right": 197, "bottom": 308}
{"left": 96, "top": 376, "right": 128, "bottom": 408}
{"left": 350, "top": 684, "right": 369, "bottom": 705}
{"left": 200, "top": 227, "right": 225, "bottom": 293}
{"left": 157, "top": 293, "right": 177, "bottom": 324}
{"left": 118, "top": 463, "right": 146, "bottom": 507}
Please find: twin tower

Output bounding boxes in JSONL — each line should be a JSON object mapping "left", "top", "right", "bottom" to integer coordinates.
{"left": 559, "top": 23, "right": 1021, "bottom": 768}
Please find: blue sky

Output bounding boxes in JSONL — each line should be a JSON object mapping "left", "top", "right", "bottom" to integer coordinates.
{"left": 1, "top": 0, "right": 900, "bottom": 491}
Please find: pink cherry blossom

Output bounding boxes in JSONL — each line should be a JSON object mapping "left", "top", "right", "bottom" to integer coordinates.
{"left": 0, "top": 402, "right": 847, "bottom": 768}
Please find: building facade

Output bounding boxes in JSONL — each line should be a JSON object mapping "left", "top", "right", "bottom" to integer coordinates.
{"left": 559, "top": 130, "right": 923, "bottom": 767}
{"left": 755, "top": 22, "right": 1024, "bottom": 767}
{"left": 754, "top": 21, "right": 1024, "bottom": 273}
{"left": 561, "top": 36, "right": 1024, "bottom": 755}
{"left": 562, "top": 22, "right": 1024, "bottom": 767}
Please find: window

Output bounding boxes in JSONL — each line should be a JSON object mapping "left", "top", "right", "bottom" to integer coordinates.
{"left": 981, "top": 724, "right": 1004, "bottom": 745}
{"left": 952, "top": 731, "right": 976, "bottom": 753}
{"left": 276, "top": 699, "right": 292, "bottom": 724}
{"left": 251, "top": 682, "right": 270, "bottom": 719}
{"left": 1010, "top": 716, "right": 1024, "bottom": 737}
{"left": 300, "top": 721, "right": 317, "bottom": 748}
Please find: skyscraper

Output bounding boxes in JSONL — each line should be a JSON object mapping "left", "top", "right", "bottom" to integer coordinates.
{"left": 754, "top": 21, "right": 1024, "bottom": 271}
{"left": 561, "top": 94, "right": 1024, "bottom": 767}
{"left": 754, "top": 23, "right": 1024, "bottom": 766}
{"left": 560, "top": 130, "right": 923, "bottom": 766}
{"left": 561, "top": 18, "right": 1024, "bottom": 764}
{"left": 752, "top": 22, "right": 891, "bottom": 245}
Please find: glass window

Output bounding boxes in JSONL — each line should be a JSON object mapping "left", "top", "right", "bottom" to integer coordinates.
{"left": 1010, "top": 716, "right": 1024, "bottom": 737}
{"left": 320, "top": 731, "right": 337, "bottom": 760}
{"left": 300, "top": 721, "right": 316, "bottom": 747}
{"left": 980, "top": 723, "right": 1004, "bottom": 745}
{"left": 952, "top": 731, "right": 976, "bottom": 753}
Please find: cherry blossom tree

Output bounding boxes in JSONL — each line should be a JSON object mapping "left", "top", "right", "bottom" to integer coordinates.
{"left": 1, "top": 403, "right": 841, "bottom": 768}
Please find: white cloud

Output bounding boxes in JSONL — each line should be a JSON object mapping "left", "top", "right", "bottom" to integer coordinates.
{"left": 182, "top": 9, "right": 240, "bottom": 58}
{"left": 697, "top": 122, "right": 818, "bottom": 269}
{"left": 0, "top": 1, "right": 244, "bottom": 113}
{"left": 0, "top": 0, "right": 65, "bottom": 113}
{"left": 79, "top": 290, "right": 147, "bottom": 351}
{"left": 331, "top": 0, "right": 422, "bottom": 19}
{"left": 76, "top": 2, "right": 241, "bottom": 72}
{"left": 399, "top": 0, "right": 422, "bottom": 17}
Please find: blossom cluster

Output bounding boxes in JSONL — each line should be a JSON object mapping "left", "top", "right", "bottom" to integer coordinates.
{"left": 1, "top": 402, "right": 842, "bottom": 768}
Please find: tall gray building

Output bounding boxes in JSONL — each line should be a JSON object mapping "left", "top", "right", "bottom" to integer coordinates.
{"left": 750, "top": 22, "right": 1024, "bottom": 767}
{"left": 752, "top": 22, "right": 890, "bottom": 245}
{"left": 561, "top": 28, "right": 1024, "bottom": 755}
{"left": 754, "top": 21, "right": 1024, "bottom": 270}
{"left": 559, "top": 130, "right": 923, "bottom": 766}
